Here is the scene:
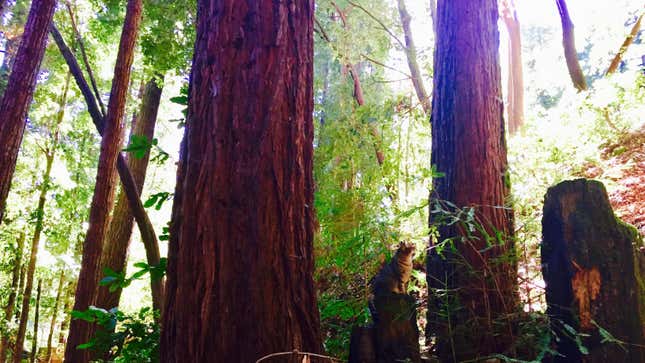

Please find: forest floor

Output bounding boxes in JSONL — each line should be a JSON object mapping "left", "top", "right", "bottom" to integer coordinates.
{"left": 594, "top": 124, "right": 645, "bottom": 236}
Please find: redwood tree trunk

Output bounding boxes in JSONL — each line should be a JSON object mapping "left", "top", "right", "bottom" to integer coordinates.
{"left": 96, "top": 76, "right": 164, "bottom": 313}
{"left": 160, "top": 1, "right": 322, "bottom": 361}
{"left": 0, "top": 232, "right": 25, "bottom": 363}
{"left": 45, "top": 270, "right": 65, "bottom": 363}
{"left": 427, "top": 0, "right": 518, "bottom": 361}
{"left": 0, "top": 0, "right": 56, "bottom": 224}
{"left": 556, "top": 0, "right": 587, "bottom": 91}
{"left": 64, "top": 1, "right": 142, "bottom": 362}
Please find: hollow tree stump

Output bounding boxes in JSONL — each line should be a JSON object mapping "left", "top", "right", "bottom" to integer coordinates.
{"left": 542, "top": 178, "right": 645, "bottom": 362}
{"left": 348, "top": 326, "right": 376, "bottom": 363}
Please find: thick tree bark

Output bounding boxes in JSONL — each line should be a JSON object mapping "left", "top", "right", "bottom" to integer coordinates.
{"left": 427, "top": 0, "right": 518, "bottom": 361}
{"left": 556, "top": 0, "right": 587, "bottom": 91}
{"left": 0, "top": 232, "right": 25, "bottom": 362}
{"left": 50, "top": 25, "right": 163, "bottom": 312}
{"left": 29, "top": 279, "right": 41, "bottom": 363}
{"left": 96, "top": 76, "right": 164, "bottom": 313}
{"left": 45, "top": 270, "right": 65, "bottom": 363}
{"left": 0, "top": 0, "right": 56, "bottom": 225}
{"left": 397, "top": 0, "right": 431, "bottom": 115}
{"left": 501, "top": 0, "right": 524, "bottom": 134}
{"left": 160, "top": 1, "right": 322, "bottom": 361}
{"left": 13, "top": 153, "right": 55, "bottom": 363}
{"left": 64, "top": 1, "right": 142, "bottom": 362}
{"left": 606, "top": 14, "right": 643, "bottom": 76}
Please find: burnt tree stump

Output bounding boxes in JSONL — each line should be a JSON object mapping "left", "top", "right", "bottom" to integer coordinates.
{"left": 542, "top": 178, "right": 645, "bottom": 362}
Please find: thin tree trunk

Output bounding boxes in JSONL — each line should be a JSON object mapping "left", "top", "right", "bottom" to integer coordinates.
{"left": 57, "top": 281, "right": 74, "bottom": 352}
{"left": 0, "top": 0, "right": 57, "bottom": 224}
{"left": 427, "top": 0, "right": 518, "bottom": 361}
{"left": 397, "top": 0, "right": 431, "bottom": 115}
{"left": 429, "top": 0, "right": 437, "bottom": 36}
{"left": 501, "top": 0, "right": 524, "bottom": 133}
{"left": 13, "top": 153, "right": 55, "bottom": 363}
{"left": 45, "top": 270, "right": 64, "bottom": 363}
{"left": 29, "top": 279, "right": 41, "bottom": 363}
{"left": 160, "top": 1, "right": 322, "bottom": 361}
{"left": 606, "top": 13, "right": 643, "bottom": 75}
{"left": 16, "top": 265, "right": 26, "bottom": 321}
{"left": 50, "top": 25, "right": 163, "bottom": 312}
{"left": 0, "top": 232, "right": 25, "bottom": 362}
{"left": 96, "top": 75, "right": 164, "bottom": 313}
{"left": 64, "top": 1, "right": 142, "bottom": 361}
{"left": 555, "top": 0, "right": 587, "bottom": 91}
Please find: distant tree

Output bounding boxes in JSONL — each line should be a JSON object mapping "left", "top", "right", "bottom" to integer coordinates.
{"left": 13, "top": 75, "right": 71, "bottom": 363}
{"left": 0, "top": 232, "right": 24, "bottom": 362}
{"left": 427, "top": 0, "right": 518, "bottom": 361}
{"left": 0, "top": 0, "right": 56, "bottom": 225}
{"left": 606, "top": 13, "right": 643, "bottom": 75}
{"left": 555, "top": 0, "right": 587, "bottom": 91}
{"left": 160, "top": 1, "right": 322, "bottom": 361}
{"left": 501, "top": 0, "right": 525, "bottom": 133}
{"left": 397, "top": 0, "right": 431, "bottom": 115}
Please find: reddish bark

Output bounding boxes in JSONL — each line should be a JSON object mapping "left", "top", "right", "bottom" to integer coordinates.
{"left": 0, "top": 0, "right": 56, "bottom": 224}
{"left": 50, "top": 25, "right": 163, "bottom": 314}
{"left": 0, "top": 232, "right": 25, "bottom": 362}
{"left": 96, "top": 76, "right": 164, "bottom": 313}
{"left": 160, "top": 1, "right": 322, "bottom": 361}
{"left": 556, "top": 0, "right": 587, "bottom": 91}
{"left": 427, "top": 0, "right": 518, "bottom": 360}
{"left": 501, "top": 0, "right": 524, "bottom": 134}
{"left": 64, "top": 1, "right": 143, "bottom": 362}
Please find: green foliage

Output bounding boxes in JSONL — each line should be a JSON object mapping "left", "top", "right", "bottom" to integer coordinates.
{"left": 72, "top": 306, "right": 159, "bottom": 363}
{"left": 100, "top": 258, "right": 167, "bottom": 292}
{"left": 123, "top": 135, "right": 157, "bottom": 159}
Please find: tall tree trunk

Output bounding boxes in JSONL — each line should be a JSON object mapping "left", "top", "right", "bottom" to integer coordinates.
{"left": 160, "top": 1, "right": 322, "bottom": 361}
{"left": 45, "top": 270, "right": 64, "bottom": 363}
{"left": 0, "top": 0, "right": 57, "bottom": 224}
{"left": 50, "top": 25, "right": 163, "bottom": 311}
{"left": 13, "top": 153, "right": 55, "bottom": 363}
{"left": 397, "top": 0, "right": 431, "bottom": 115}
{"left": 555, "top": 0, "right": 587, "bottom": 91}
{"left": 606, "top": 13, "right": 643, "bottom": 76}
{"left": 96, "top": 75, "right": 164, "bottom": 313}
{"left": 0, "top": 232, "right": 25, "bottom": 362}
{"left": 427, "top": 0, "right": 518, "bottom": 361}
{"left": 501, "top": 0, "right": 524, "bottom": 134}
{"left": 64, "top": 1, "right": 142, "bottom": 361}
{"left": 29, "top": 279, "right": 41, "bottom": 363}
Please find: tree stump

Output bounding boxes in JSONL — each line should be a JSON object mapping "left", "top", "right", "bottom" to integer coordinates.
{"left": 542, "top": 178, "right": 645, "bottom": 362}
